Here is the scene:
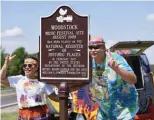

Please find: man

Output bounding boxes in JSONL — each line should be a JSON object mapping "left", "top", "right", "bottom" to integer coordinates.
{"left": 89, "top": 36, "right": 139, "bottom": 120}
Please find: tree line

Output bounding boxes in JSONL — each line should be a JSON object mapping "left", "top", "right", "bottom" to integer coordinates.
{"left": 1, "top": 47, "right": 38, "bottom": 77}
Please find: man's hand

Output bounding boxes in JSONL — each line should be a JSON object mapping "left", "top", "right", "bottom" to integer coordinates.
{"left": 106, "top": 49, "right": 119, "bottom": 71}
{"left": 106, "top": 49, "right": 137, "bottom": 84}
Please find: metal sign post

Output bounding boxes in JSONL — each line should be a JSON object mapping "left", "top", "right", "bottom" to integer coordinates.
{"left": 59, "top": 82, "right": 69, "bottom": 120}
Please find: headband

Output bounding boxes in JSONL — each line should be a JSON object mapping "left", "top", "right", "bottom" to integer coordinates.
{"left": 89, "top": 39, "right": 105, "bottom": 46}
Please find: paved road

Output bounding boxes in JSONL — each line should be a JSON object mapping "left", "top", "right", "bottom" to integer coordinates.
{"left": 1, "top": 89, "right": 18, "bottom": 113}
{"left": 1, "top": 89, "right": 17, "bottom": 106}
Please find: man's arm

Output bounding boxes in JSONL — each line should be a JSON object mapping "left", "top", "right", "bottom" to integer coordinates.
{"left": 106, "top": 50, "right": 136, "bottom": 84}
{"left": 1, "top": 54, "right": 16, "bottom": 87}
{"left": 114, "top": 67, "right": 137, "bottom": 84}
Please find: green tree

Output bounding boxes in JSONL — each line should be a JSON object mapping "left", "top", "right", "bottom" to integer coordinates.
{"left": 7, "top": 47, "right": 28, "bottom": 76}
{"left": 0, "top": 47, "right": 6, "bottom": 69}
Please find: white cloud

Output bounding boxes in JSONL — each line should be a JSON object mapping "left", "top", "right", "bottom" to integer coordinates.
{"left": 146, "top": 13, "right": 154, "bottom": 22}
{"left": 1, "top": 38, "right": 39, "bottom": 54}
{"left": 1, "top": 27, "right": 24, "bottom": 38}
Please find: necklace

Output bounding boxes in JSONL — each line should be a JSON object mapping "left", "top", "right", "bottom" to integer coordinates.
{"left": 93, "top": 62, "right": 109, "bottom": 100}
{"left": 95, "top": 63, "right": 106, "bottom": 86}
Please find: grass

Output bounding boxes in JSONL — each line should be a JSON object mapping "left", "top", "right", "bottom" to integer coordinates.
{"left": 0, "top": 112, "right": 59, "bottom": 120}
{"left": 1, "top": 86, "right": 13, "bottom": 90}
{"left": 1, "top": 112, "right": 18, "bottom": 120}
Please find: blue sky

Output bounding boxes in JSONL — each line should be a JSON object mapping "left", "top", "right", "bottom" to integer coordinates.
{"left": 1, "top": 1, "right": 154, "bottom": 64}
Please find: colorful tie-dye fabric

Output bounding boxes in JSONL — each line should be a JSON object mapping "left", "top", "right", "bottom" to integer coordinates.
{"left": 90, "top": 52, "right": 139, "bottom": 120}
{"left": 18, "top": 113, "right": 51, "bottom": 120}
{"left": 8, "top": 75, "right": 54, "bottom": 109}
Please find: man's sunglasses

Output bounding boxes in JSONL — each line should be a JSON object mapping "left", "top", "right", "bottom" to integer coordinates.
{"left": 23, "top": 64, "right": 35, "bottom": 68}
{"left": 89, "top": 45, "right": 102, "bottom": 50}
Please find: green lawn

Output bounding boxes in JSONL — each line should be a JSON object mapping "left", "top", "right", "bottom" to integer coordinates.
{"left": 0, "top": 112, "right": 59, "bottom": 120}
{"left": 1, "top": 86, "right": 13, "bottom": 90}
{"left": 1, "top": 112, "right": 18, "bottom": 120}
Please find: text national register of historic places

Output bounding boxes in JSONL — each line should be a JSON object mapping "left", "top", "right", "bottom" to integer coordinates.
{"left": 40, "top": 5, "right": 90, "bottom": 83}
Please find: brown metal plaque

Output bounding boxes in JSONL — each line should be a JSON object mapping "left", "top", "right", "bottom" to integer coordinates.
{"left": 40, "top": 6, "right": 89, "bottom": 82}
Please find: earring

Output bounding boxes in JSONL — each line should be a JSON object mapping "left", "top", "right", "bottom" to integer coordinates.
{"left": 35, "top": 72, "right": 38, "bottom": 77}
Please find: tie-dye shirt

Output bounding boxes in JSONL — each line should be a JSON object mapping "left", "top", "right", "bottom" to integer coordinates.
{"left": 8, "top": 75, "right": 54, "bottom": 109}
{"left": 90, "top": 52, "right": 139, "bottom": 120}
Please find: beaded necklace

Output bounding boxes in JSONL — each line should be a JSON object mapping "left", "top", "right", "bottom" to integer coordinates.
{"left": 93, "top": 58, "right": 109, "bottom": 100}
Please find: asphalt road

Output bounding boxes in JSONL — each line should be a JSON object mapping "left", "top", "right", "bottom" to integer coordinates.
{"left": 1, "top": 89, "right": 17, "bottom": 106}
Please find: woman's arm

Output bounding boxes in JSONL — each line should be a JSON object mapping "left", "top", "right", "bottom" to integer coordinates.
{"left": 1, "top": 54, "right": 16, "bottom": 86}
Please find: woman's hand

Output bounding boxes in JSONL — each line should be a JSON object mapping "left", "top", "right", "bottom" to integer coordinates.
{"left": 1, "top": 54, "right": 16, "bottom": 87}
{"left": 4, "top": 54, "right": 16, "bottom": 65}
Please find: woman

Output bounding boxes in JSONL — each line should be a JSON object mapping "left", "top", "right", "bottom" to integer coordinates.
{"left": 1, "top": 54, "right": 56, "bottom": 120}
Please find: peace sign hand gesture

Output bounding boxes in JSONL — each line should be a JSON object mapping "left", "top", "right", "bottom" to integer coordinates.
{"left": 4, "top": 54, "right": 16, "bottom": 65}
{"left": 106, "top": 49, "right": 119, "bottom": 71}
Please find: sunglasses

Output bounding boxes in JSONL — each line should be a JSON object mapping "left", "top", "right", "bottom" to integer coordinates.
{"left": 89, "top": 45, "right": 102, "bottom": 50}
{"left": 23, "top": 64, "right": 35, "bottom": 68}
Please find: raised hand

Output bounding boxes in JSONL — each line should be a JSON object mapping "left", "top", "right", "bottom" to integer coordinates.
{"left": 5, "top": 54, "right": 16, "bottom": 64}
{"left": 106, "top": 49, "right": 119, "bottom": 71}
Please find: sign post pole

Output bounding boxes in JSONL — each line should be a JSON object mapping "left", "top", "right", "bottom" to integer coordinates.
{"left": 59, "top": 82, "right": 69, "bottom": 120}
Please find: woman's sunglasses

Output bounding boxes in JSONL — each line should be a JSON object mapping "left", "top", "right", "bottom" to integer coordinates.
{"left": 23, "top": 64, "right": 35, "bottom": 68}
{"left": 89, "top": 45, "right": 102, "bottom": 50}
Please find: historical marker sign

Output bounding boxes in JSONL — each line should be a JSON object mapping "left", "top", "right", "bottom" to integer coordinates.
{"left": 40, "top": 6, "right": 89, "bottom": 81}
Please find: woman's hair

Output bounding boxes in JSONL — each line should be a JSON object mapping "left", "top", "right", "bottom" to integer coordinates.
{"left": 25, "top": 56, "right": 38, "bottom": 62}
